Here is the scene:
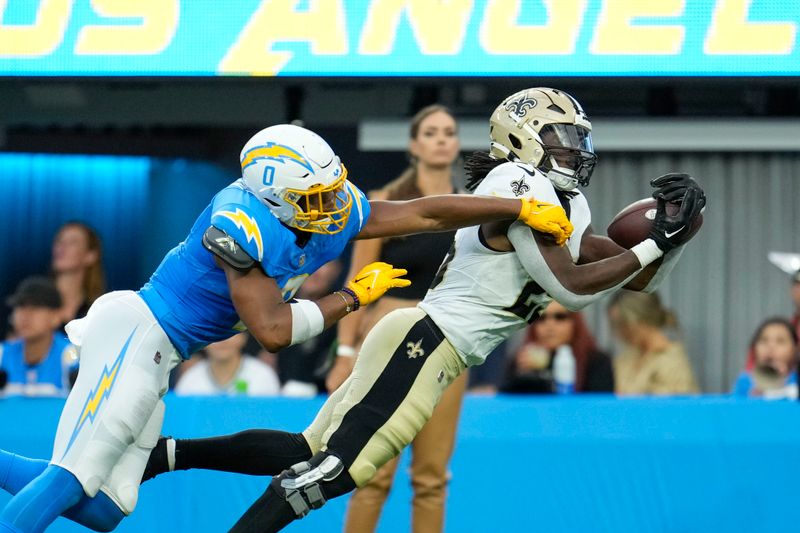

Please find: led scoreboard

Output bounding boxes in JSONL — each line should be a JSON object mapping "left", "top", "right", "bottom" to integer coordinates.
{"left": 0, "top": 0, "right": 797, "bottom": 76}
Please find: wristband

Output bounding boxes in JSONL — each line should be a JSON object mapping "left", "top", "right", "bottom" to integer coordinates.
{"left": 340, "top": 286, "right": 361, "bottom": 311}
{"left": 630, "top": 238, "right": 664, "bottom": 268}
{"left": 333, "top": 291, "right": 352, "bottom": 313}
{"left": 337, "top": 344, "right": 357, "bottom": 358}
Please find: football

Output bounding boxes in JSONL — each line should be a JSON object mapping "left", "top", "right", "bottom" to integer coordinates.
{"left": 606, "top": 198, "right": 703, "bottom": 249}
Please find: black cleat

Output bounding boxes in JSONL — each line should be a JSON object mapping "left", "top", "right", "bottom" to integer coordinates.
{"left": 141, "top": 436, "right": 172, "bottom": 482}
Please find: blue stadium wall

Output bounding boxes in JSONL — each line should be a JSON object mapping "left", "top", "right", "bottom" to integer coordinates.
{"left": 2, "top": 395, "right": 800, "bottom": 533}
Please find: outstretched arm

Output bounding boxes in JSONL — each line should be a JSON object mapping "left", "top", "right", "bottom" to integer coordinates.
{"left": 356, "top": 195, "right": 572, "bottom": 244}
{"left": 579, "top": 228, "right": 688, "bottom": 292}
{"left": 507, "top": 187, "right": 702, "bottom": 309}
{"left": 508, "top": 223, "right": 656, "bottom": 311}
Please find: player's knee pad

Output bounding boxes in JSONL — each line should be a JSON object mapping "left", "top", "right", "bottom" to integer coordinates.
{"left": 103, "top": 399, "right": 165, "bottom": 515}
{"left": 271, "top": 453, "right": 354, "bottom": 518}
{"left": 104, "top": 377, "right": 160, "bottom": 447}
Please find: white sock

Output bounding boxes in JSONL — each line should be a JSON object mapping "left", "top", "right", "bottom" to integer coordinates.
{"left": 166, "top": 438, "right": 176, "bottom": 472}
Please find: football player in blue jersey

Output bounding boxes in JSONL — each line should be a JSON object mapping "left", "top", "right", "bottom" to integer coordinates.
{"left": 0, "top": 124, "right": 573, "bottom": 533}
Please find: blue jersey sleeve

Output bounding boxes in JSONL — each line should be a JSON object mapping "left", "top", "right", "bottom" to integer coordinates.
{"left": 732, "top": 372, "right": 753, "bottom": 396}
{"left": 210, "top": 203, "right": 267, "bottom": 263}
{"left": 346, "top": 181, "right": 371, "bottom": 236}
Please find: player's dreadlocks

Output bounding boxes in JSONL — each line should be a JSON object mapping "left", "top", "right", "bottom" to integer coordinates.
{"left": 464, "top": 151, "right": 506, "bottom": 192}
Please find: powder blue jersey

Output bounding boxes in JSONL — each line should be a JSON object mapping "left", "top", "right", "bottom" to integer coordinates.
{"left": 0, "top": 333, "right": 78, "bottom": 397}
{"left": 732, "top": 371, "right": 798, "bottom": 397}
{"left": 139, "top": 179, "right": 370, "bottom": 359}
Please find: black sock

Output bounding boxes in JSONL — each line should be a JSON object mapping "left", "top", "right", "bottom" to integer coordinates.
{"left": 175, "top": 430, "right": 312, "bottom": 475}
{"left": 228, "top": 484, "right": 298, "bottom": 533}
{"left": 141, "top": 437, "right": 169, "bottom": 482}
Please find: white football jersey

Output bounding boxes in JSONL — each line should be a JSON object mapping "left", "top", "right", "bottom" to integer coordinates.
{"left": 419, "top": 162, "right": 592, "bottom": 367}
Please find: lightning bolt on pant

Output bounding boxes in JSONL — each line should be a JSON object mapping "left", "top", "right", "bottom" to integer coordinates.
{"left": 51, "top": 291, "right": 181, "bottom": 515}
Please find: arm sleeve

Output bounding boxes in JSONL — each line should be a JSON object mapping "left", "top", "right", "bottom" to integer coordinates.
{"left": 640, "top": 244, "right": 686, "bottom": 293}
{"left": 507, "top": 221, "right": 641, "bottom": 311}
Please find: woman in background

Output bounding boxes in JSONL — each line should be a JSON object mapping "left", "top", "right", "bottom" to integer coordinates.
{"left": 733, "top": 317, "right": 798, "bottom": 398}
{"left": 502, "top": 301, "right": 613, "bottom": 393}
{"left": 51, "top": 221, "right": 106, "bottom": 329}
{"left": 327, "top": 104, "right": 465, "bottom": 533}
{"left": 608, "top": 290, "right": 699, "bottom": 395}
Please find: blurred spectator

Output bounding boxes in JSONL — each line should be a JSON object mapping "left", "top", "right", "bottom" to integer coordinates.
{"left": 467, "top": 339, "right": 511, "bottom": 394}
{"left": 733, "top": 317, "right": 798, "bottom": 399}
{"left": 175, "top": 332, "right": 279, "bottom": 396}
{"left": 51, "top": 221, "right": 106, "bottom": 330}
{"left": 274, "top": 260, "right": 342, "bottom": 397}
{"left": 501, "top": 301, "right": 613, "bottom": 393}
{"left": 0, "top": 277, "right": 78, "bottom": 397}
{"left": 608, "top": 290, "right": 699, "bottom": 396}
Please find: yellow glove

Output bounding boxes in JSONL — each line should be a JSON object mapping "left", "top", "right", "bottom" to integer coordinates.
{"left": 346, "top": 261, "right": 411, "bottom": 306}
{"left": 517, "top": 198, "right": 574, "bottom": 246}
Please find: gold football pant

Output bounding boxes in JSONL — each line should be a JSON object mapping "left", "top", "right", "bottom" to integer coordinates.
{"left": 302, "top": 307, "right": 466, "bottom": 489}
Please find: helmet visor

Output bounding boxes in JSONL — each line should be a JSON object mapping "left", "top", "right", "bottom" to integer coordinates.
{"left": 539, "top": 123, "right": 593, "bottom": 153}
{"left": 539, "top": 124, "right": 597, "bottom": 187}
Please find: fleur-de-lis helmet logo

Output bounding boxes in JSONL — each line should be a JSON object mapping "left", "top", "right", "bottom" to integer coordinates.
{"left": 505, "top": 96, "right": 537, "bottom": 117}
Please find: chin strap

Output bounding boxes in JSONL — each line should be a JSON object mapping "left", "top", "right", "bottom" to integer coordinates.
{"left": 545, "top": 168, "right": 578, "bottom": 191}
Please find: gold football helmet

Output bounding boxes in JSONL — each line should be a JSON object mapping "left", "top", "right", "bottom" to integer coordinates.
{"left": 490, "top": 87, "right": 597, "bottom": 191}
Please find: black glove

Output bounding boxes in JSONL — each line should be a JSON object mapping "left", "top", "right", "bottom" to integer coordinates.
{"left": 650, "top": 173, "right": 706, "bottom": 205}
{"left": 648, "top": 187, "right": 704, "bottom": 252}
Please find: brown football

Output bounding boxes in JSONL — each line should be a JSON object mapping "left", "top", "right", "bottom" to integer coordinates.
{"left": 606, "top": 198, "right": 703, "bottom": 249}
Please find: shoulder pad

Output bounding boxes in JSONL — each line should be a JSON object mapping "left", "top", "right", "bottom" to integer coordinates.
{"left": 203, "top": 226, "right": 257, "bottom": 271}
{"left": 476, "top": 162, "right": 559, "bottom": 205}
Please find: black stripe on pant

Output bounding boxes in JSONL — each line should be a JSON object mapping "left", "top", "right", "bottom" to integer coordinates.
{"left": 326, "top": 314, "right": 445, "bottom": 468}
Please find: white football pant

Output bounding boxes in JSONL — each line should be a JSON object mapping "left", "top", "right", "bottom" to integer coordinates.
{"left": 51, "top": 291, "right": 180, "bottom": 514}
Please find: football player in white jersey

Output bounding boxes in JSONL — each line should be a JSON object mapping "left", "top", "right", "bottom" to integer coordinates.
{"left": 142, "top": 88, "right": 705, "bottom": 532}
